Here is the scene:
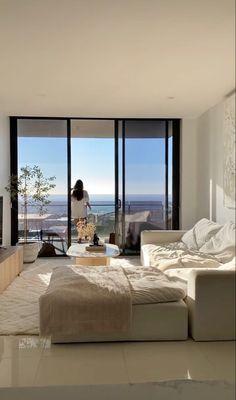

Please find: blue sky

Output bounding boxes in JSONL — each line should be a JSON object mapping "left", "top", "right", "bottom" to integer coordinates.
{"left": 18, "top": 137, "right": 172, "bottom": 196}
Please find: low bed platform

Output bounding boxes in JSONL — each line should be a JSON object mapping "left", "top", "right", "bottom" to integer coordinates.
{"left": 39, "top": 265, "right": 188, "bottom": 343}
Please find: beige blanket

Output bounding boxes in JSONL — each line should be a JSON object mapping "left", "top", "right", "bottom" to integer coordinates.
{"left": 123, "top": 266, "right": 186, "bottom": 304}
{"left": 40, "top": 266, "right": 132, "bottom": 340}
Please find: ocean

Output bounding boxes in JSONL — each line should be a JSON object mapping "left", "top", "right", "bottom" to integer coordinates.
{"left": 48, "top": 194, "right": 168, "bottom": 202}
{"left": 21, "top": 194, "right": 172, "bottom": 216}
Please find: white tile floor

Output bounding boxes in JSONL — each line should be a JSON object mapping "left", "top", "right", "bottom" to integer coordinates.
{"left": 0, "top": 257, "right": 235, "bottom": 388}
{"left": 0, "top": 335, "right": 235, "bottom": 387}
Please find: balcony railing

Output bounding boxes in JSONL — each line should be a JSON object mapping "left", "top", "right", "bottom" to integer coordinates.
{"left": 18, "top": 200, "right": 172, "bottom": 254}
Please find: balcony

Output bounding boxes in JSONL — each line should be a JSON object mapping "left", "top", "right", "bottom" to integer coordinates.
{"left": 18, "top": 200, "right": 171, "bottom": 255}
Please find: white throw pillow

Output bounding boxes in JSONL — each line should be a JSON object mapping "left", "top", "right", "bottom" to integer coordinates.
{"left": 181, "top": 218, "right": 222, "bottom": 250}
{"left": 181, "top": 227, "right": 198, "bottom": 250}
{"left": 200, "top": 221, "right": 236, "bottom": 262}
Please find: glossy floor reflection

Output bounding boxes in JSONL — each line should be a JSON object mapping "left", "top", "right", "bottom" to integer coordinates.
{"left": 0, "top": 335, "right": 235, "bottom": 387}
{"left": 0, "top": 258, "right": 235, "bottom": 388}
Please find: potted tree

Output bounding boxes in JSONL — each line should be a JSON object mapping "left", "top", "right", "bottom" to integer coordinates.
{"left": 5, "top": 165, "right": 56, "bottom": 263}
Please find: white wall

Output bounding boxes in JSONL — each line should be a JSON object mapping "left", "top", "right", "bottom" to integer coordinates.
{"left": 0, "top": 114, "right": 11, "bottom": 245}
{"left": 196, "top": 95, "right": 235, "bottom": 224}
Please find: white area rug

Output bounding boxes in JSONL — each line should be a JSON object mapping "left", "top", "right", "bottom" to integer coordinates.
{"left": 0, "top": 257, "right": 140, "bottom": 335}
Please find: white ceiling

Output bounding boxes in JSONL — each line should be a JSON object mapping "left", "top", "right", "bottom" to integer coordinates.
{"left": 0, "top": 0, "right": 235, "bottom": 118}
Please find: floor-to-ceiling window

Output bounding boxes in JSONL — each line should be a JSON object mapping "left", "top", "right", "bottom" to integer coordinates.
{"left": 10, "top": 117, "right": 180, "bottom": 255}
{"left": 71, "top": 119, "right": 115, "bottom": 243}
{"left": 11, "top": 118, "right": 69, "bottom": 255}
{"left": 118, "top": 120, "right": 179, "bottom": 254}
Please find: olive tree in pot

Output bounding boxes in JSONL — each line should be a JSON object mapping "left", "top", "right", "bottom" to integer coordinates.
{"left": 5, "top": 165, "right": 56, "bottom": 263}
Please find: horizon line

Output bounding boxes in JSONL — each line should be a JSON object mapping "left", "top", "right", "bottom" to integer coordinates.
{"left": 50, "top": 193, "right": 168, "bottom": 196}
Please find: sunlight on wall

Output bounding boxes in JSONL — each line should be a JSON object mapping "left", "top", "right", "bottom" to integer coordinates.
{"left": 209, "top": 179, "right": 213, "bottom": 220}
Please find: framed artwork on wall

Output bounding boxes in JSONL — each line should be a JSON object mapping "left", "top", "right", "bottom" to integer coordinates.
{"left": 223, "top": 93, "right": 235, "bottom": 209}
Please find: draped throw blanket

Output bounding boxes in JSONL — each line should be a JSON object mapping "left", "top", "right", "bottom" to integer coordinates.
{"left": 123, "top": 266, "right": 186, "bottom": 305}
{"left": 39, "top": 266, "right": 132, "bottom": 340}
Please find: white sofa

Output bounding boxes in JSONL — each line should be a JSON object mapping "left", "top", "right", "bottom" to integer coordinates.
{"left": 141, "top": 219, "right": 236, "bottom": 341}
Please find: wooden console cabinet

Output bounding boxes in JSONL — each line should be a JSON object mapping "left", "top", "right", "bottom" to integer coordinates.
{"left": 0, "top": 246, "right": 23, "bottom": 293}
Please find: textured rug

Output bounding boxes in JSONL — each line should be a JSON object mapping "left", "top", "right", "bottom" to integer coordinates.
{"left": 0, "top": 257, "right": 140, "bottom": 335}
{"left": 0, "top": 380, "right": 234, "bottom": 400}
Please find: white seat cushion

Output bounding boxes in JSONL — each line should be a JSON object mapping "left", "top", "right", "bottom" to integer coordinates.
{"left": 217, "top": 257, "right": 236, "bottom": 270}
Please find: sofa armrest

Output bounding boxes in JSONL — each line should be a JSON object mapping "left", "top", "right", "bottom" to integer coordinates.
{"left": 140, "top": 230, "right": 187, "bottom": 246}
{"left": 186, "top": 270, "right": 236, "bottom": 341}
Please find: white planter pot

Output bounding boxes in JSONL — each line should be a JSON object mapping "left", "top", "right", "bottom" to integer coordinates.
{"left": 21, "top": 242, "right": 40, "bottom": 263}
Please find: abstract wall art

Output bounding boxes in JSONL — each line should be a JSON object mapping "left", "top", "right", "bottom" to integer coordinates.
{"left": 223, "top": 92, "right": 235, "bottom": 209}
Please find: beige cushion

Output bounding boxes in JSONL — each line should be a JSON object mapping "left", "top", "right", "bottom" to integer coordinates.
{"left": 181, "top": 218, "right": 222, "bottom": 250}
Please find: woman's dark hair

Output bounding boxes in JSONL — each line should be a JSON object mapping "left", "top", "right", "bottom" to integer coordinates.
{"left": 72, "top": 179, "right": 84, "bottom": 201}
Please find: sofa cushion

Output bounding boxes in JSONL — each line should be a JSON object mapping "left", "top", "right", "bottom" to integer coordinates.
{"left": 164, "top": 267, "right": 218, "bottom": 283}
{"left": 181, "top": 218, "right": 222, "bottom": 250}
{"left": 217, "top": 257, "right": 236, "bottom": 270}
{"left": 199, "top": 221, "right": 235, "bottom": 262}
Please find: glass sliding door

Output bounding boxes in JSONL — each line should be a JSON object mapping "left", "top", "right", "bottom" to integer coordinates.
{"left": 16, "top": 119, "right": 68, "bottom": 255}
{"left": 11, "top": 117, "right": 180, "bottom": 255}
{"left": 71, "top": 120, "right": 115, "bottom": 244}
{"left": 120, "top": 120, "right": 179, "bottom": 254}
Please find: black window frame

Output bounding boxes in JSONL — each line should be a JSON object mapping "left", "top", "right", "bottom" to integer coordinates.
{"left": 9, "top": 116, "right": 180, "bottom": 251}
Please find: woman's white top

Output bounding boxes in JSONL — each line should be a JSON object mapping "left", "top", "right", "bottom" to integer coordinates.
{"left": 71, "top": 190, "right": 90, "bottom": 218}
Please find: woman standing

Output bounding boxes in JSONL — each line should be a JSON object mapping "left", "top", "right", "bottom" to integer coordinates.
{"left": 71, "top": 179, "right": 91, "bottom": 228}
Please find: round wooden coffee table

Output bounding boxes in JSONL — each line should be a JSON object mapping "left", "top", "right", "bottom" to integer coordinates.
{"left": 66, "top": 243, "right": 120, "bottom": 266}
